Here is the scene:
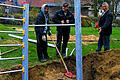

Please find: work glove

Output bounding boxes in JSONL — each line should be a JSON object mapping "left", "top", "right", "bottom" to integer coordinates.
{"left": 42, "top": 35, "right": 46, "bottom": 42}
{"left": 48, "top": 30, "right": 52, "bottom": 36}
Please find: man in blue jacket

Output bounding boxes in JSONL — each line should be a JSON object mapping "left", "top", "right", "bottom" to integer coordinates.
{"left": 35, "top": 4, "right": 51, "bottom": 62}
{"left": 53, "top": 3, "right": 74, "bottom": 57}
{"left": 96, "top": 2, "right": 113, "bottom": 52}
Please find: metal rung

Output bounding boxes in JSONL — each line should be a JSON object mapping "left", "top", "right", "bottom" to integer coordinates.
{"left": 0, "top": 69, "right": 22, "bottom": 75}
{"left": 0, "top": 17, "right": 23, "bottom": 21}
{"left": 0, "top": 4, "right": 23, "bottom": 9}
{"left": 29, "top": 24, "right": 75, "bottom": 27}
{"left": 0, "top": 31, "right": 23, "bottom": 34}
{"left": 0, "top": 57, "right": 22, "bottom": 60}
{"left": 0, "top": 44, "right": 23, "bottom": 47}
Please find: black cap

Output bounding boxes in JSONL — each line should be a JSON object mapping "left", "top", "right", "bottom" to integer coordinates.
{"left": 63, "top": 3, "right": 69, "bottom": 7}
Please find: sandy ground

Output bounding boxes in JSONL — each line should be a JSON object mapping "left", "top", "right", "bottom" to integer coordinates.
{"left": 0, "top": 50, "right": 120, "bottom": 80}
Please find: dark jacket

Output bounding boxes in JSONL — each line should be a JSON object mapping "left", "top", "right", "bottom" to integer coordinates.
{"left": 53, "top": 9, "right": 74, "bottom": 32}
{"left": 35, "top": 4, "right": 50, "bottom": 34}
{"left": 99, "top": 10, "right": 113, "bottom": 35}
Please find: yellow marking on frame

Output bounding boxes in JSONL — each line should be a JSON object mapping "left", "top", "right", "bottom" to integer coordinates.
{"left": 22, "top": 30, "right": 25, "bottom": 36}
{"left": 22, "top": 43, "right": 25, "bottom": 48}
{"left": 23, "top": 6, "right": 25, "bottom": 11}
{"left": 22, "top": 55, "right": 24, "bottom": 60}
{"left": 23, "top": 18, "right": 25, "bottom": 23}
{"left": 22, "top": 67, "right": 24, "bottom": 73}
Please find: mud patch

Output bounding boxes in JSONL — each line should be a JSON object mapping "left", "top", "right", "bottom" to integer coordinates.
{"left": 12, "top": 27, "right": 34, "bottom": 31}
{"left": 48, "top": 34, "right": 99, "bottom": 45}
{"left": 1, "top": 39, "right": 21, "bottom": 44}
{"left": 48, "top": 34, "right": 117, "bottom": 45}
{"left": 0, "top": 50, "right": 120, "bottom": 80}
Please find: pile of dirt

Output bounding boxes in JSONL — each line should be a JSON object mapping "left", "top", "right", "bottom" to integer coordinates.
{"left": 83, "top": 50, "right": 120, "bottom": 80}
{"left": 0, "top": 50, "right": 120, "bottom": 80}
{"left": 0, "top": 56, "right": 76, "bottom": 80}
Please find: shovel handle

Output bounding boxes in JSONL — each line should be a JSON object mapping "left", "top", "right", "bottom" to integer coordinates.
{"left": 50, "top": 36, "right": 68, "bottom": 71}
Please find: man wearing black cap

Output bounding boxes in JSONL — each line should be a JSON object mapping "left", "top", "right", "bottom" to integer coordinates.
{"left": 53, "top": 3, "right": 74, "bottom": 57}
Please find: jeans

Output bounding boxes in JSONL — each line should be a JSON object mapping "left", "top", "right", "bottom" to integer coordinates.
{"left": 97, "top": 34, "right": 110, "bottom": 51}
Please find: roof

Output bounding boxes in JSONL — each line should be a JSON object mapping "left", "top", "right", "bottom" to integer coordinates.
{"left": 17, "top": 0, "right": 27, "bottom": 5}
{"left": 2, "top": 1, "right": 13, "bottom": 5}
{"left": 30, "top": 0, "right": 55, "bottom": 7}
{"left": 46, "top": 2, "right": 72, "bottom": 7}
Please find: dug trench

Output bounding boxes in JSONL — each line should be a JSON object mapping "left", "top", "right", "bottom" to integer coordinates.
{"left": 0, "top": 50, "right": 120, "bottom": 80}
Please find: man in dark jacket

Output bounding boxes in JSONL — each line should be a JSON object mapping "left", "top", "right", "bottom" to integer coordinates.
{"left": 96, "top": 2, "right": 113, "bottom": 52}
{"left": 53, "top": 3, "right": 74, "bottom": 57}
{"left": 35, "top": 4, "right": 51, "bottom": 62}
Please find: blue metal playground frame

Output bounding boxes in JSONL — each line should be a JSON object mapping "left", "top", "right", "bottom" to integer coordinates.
{"left": 0, "top": 2, "right": 29, "bottom": 80}
{"left": 74, "top": 0, "right": 83, "bottom": 80}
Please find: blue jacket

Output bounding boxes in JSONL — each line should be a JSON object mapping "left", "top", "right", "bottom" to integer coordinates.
{"left": 35, "top": 4, "right": 50, "bottom": 34}
{"left": 99, "top": 10, "right": 113, "bottom": 35}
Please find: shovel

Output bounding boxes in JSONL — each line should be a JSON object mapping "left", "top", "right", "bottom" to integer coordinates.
{"left": 50, "top": 36, "right": 76, "bottom": 78}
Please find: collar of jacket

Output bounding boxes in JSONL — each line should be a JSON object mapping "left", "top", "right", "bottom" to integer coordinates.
{"left": 61, "top": 9, "right": 69, "bottom": 14}
{"left": 101, "top": 10, "right": 109, "bottom": 17}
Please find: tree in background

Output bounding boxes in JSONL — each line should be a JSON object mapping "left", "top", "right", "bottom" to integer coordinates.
{"left": 93, "top": 0, "right": 119, "bottom": 18}
{"left": 64, "top": 0, "right": 74, "bottom": 7}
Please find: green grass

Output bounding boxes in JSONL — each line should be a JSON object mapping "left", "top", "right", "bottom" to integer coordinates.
{"left": 0, "top": 24, "right": 120, "bottom": 68}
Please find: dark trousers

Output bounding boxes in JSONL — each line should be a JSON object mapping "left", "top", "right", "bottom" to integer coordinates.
{"left": 56, "top": 30, "right": 70, "bottom": 55}
{"left": 36, "top": 31, "right": 48, "bottom": 60}
{"left": 97, "top": 34, "right": 110, "bottom": 51}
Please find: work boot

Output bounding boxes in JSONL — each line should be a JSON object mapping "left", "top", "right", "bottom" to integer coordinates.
{"left": 45, "top": 56, "right": 52, "bottom": 59}
{"left": 39, "top": 59, "right": 47, "bottom": 62}
{"left": 96, "top": 49, "right": 101, "bottom": 52}
{"left": 56, "top": 55, "right": 60, "bottom": 58}
{"left": 62, "top": 53, "right": 66, "bottom": 56}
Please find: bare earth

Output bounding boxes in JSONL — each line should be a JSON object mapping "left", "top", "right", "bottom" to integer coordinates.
{"left": 0, "top": 50, "right": 120, "bottom": 80}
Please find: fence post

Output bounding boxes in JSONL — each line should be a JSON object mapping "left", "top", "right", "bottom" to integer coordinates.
{"left": 22, "top": 2, "right": 29, "bottom": 80}
{"left": 74, "top": 0, "right": 83, "bottom": 80}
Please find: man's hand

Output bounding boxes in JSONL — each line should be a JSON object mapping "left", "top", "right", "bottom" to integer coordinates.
{"left": 48, "top": 30, "right": 52, "bottom": 36}
{"left": 42, "top": 35, "right": 46, "bottom": 42}
{"left": 66, "top": 20, "right": 69, "bottom": 23}
{"left": 99, "top": 27, "right": 102, "bottom": 34}
{"left": 61, "top": 20, "right": 64, "bottom": 24}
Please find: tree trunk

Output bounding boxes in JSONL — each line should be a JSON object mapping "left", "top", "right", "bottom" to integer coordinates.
{"left": 94, "top": 0, "right": 98, "bottom": 17}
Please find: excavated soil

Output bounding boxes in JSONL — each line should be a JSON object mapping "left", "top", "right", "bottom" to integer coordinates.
{"left": 0, "top": 50, "right": 120, "bottom": 80}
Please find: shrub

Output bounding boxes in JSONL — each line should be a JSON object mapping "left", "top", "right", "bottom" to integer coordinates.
{"left": 81, "top": 17, "right": 98, "bottom": 27}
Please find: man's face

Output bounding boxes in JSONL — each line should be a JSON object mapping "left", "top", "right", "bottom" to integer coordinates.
{"left": 102, "top": 4, "right": 108, "bottom": 12}
{"left": 44, "top": 7, "right": 48, "bottom": 13}
{"left": 62, "top": 6, "right": 69, "bottom": 12}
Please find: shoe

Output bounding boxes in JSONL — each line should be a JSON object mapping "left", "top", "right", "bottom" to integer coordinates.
{"left": 62, "top": 53, "right": 66, "bottom": 56}
{"left": 56, "top": 55, "right": 60, "bottom": 58}
{"left": 96, "top": 49, "right": 101, "bottom": 52}
{"left": 39, "top": 59, "right": 47, "bottom": 62}
{"left": 45, "top": 56, "right": 52, "bottom": 59}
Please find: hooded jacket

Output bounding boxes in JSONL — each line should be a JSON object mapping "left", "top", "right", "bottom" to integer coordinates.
{"left": 35, "top": 4, "right": 50, "bottom": 34}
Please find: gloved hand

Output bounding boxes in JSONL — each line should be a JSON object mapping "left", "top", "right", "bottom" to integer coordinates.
{"left": 42, "top": 35, "right": 46, "bottom": 42}
{"left": 48, "top": 30, "right": 52, "bottom": 36}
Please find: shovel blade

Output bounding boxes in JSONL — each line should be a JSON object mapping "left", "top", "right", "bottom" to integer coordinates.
{"left": 64, "top": 71, "right": 76, "bottom": 78}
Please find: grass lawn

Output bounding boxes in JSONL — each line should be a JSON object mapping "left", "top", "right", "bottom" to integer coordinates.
{"left": 0, "top": 24, "right": 120, "bottom": 68}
